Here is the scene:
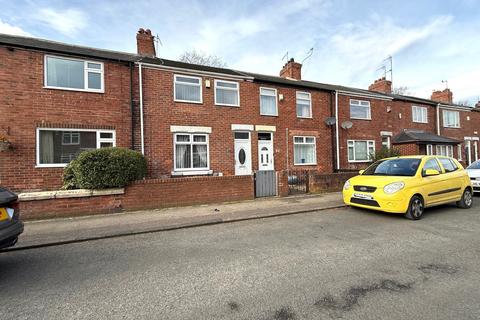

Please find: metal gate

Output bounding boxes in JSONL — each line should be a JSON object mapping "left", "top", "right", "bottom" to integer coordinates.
{"left": 288, "top": 170, "right": 309, "bottom": 194}
{"left": 255, "top": 170, "right": 277, "bottom": 197}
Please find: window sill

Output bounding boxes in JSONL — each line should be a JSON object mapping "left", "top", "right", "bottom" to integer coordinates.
{"left": 44, "top": 86, "right": 104, "bottom": 94}
{"left": 350, "top": 117, "right": 371, "bottom": 121}
{"left": 260, "top": 113, "right": 279, "bottom": 117}
{"left": 171, "top": 170, "right": 213, "bottom": 176}
{"left": 174, "top": 99, "right": 203, "bottom": 105}
{"left": 294, "top": 163, "right": 317, "bottom": 166}
{"left": 297, "top": 116, "right": 313, "bottom": 119}
{"left": 443, "top": 126, "right": 461, "bottom": 129}
{"left": 36, "top": 164, "right": 68, "bottom": 168}
{"left": 413, "top": 121, "right": 428, "bottom": 124}
{"left": 215, "top": 104, "right": 240, "bottom": 108}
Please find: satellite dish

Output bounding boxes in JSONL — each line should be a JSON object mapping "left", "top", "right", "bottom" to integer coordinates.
{"left": 324, "top": 117, "right": 336, "bottom": 126}
{"left": 341, "top": 121, "right": 353, "bottom": 129}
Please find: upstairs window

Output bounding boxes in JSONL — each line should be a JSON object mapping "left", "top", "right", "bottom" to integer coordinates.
{"left": 45, "top": 56, "right": 104, "bottom": 92}
{"left": 37, "top": 129, "right": 115, "bottom": 167}
{"left": 296, "top": 92, "right": 312, "bottom": 118}
{"left": 260, "top": 87, "right": 278, "bottom": 116}
{"left": 443, "top": 110, "right": 460, "bottom": 128}
{"left": 293, "top": 136, "right": 316, "bottom": 165}
{"left": 214, "top": 80, "right": 239, "bottom": 106}
{"left": 350, "top": 99, "right": 371, "bottom": 120}
{"left": 412, "top": 106, "right": 428, "bottom": 123}
{"left": 174, "top": 75, "right": 202, "bottom": 103}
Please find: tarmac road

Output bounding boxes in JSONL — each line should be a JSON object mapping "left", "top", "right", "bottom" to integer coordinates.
{"left": 1, "top": 201, "right": 479, "bottom": 319}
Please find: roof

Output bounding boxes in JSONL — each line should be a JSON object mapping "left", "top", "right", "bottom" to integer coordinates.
{"left": 392, "top": 130, "right": 461, "bottom": 145}
{"left": 0, "top": 33, "right": 474, "bottom": 109}
{"left": 0, "top": 33, "right": 137, "bottom": 62}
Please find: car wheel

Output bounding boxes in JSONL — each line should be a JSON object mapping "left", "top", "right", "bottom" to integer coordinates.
{"left": 405, "top": 195, "right": 424, "bottom": 220}
{"left": 456, "top": 188, "right": 473, "bottom": 209}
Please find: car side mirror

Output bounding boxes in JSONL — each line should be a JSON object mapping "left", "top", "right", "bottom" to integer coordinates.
{"left": 424, "top": 169, "right": 440, "bottom": 176}
{"left": 358, "top": 170, "right": 364, "bottom": 175}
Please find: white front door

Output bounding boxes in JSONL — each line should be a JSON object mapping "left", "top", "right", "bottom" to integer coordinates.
{"left": 258, "top": 132, "right": 274, "bottom": 171}
{"left": 234, "top": 132, "right": 252, "bottom": 175}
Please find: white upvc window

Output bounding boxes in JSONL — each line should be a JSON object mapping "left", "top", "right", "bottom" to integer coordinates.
{"left": 412, "top": 106, "right": 428, "bottom": 123}
{"left": 436, "top": 145, "right": 454, "bottom": 157}
{"left": 36, "top": 128, "right": 115, "bottom": 167}
{"left": 260, "top": 87, "right": 278, "bottom": 116}
{"left": 426, "top": 144, "right": 434, "bottom": 155}
{"left": 174, "top": 133, "right": 209, "bottom": 171}
{"left": 174, "top": 74, "right": 202, "bottom": 103}
{"left": 214, "top": 80, "right": 239, "bottom": 106}
{"left": 293, "top": 136, "right": 316, "bottom": 165}
{"left": 443, "top": 110, "right": 460, "bottom": 128}
{"left": 349, "top": 99, "right": 371, "bottom": 120}
{"left": 347, "top": 140, "right": 375, "bottom": 162}
{"left": 45, "top": 55, "right": 104, "bottom": 92}
{"left": 381, "top": 136, "right": 391, "bottom": 149}
{"left": 457, "top": 144, "right": 463, "bottom": 161}
{"left": 296, "top": 92, "right": 312, "bottom": 118}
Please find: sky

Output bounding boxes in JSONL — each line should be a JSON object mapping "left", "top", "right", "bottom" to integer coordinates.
{"left": 1, "top": 0, "right": 479, "bottom": 104}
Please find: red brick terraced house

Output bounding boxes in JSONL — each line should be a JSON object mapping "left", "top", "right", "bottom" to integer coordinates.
{"left": 0, "top": 28, "right": 479, "bottom": 194}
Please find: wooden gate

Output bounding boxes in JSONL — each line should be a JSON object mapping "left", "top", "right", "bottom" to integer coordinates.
{"left": 255, "top": 170, "right": 277, "bottom": 197}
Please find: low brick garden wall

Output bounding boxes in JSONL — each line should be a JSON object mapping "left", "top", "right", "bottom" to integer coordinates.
{"left": 18, "top": 175, "right": 254, "bottom": 220}
{"left": 308, "top": 172, "right": 357, "bottom": 193}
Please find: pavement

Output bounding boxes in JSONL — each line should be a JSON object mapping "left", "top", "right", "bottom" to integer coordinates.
{"left": 1, "top": 200, "right": 479, "bottom": 319}
{"left": 10, "top": 192, "right": 344, "bottom": 250}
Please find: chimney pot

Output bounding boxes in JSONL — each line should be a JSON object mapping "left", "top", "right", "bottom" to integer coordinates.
{"left": 136, "top": 27, "right": 156, "bottom": 57}
{"left": 279, "top": 57, "right": 302, "bottom": 80}
{"left": 431, "top": 88, "right": 453, "bottom": 103}
{"left": 368, "top": 77, "right": 392, "bottom": 94}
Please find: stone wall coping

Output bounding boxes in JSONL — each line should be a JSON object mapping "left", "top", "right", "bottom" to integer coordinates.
{"left": 18, "top": 188, "right": 125, "bottom": 202}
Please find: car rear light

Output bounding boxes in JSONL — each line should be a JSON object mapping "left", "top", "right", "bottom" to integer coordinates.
{"left": 9, "top": 201, "right": 19, "bottom": 218}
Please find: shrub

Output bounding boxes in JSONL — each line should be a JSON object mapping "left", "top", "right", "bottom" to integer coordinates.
{"left": 370, "top": 147, "right": 402, "bottom": 163}
{"left": 63, "top": 147, "right": 147, "bottom": 189}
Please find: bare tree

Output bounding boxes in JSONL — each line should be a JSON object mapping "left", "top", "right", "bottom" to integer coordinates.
{"left": 179, "top": 49, "right": 227, "bottom": 68}
{"left": 392, "top": 86, "right": 411, "bottom": 95}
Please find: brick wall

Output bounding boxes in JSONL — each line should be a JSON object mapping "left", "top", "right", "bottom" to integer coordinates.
{"left": 133, "top": 66, "right": 334, "bottom": 178}
{"left": 395, "top": 143, "right": 420, "bottom": 156}
{"left": 19, "top": 175, "right": 254, "bottom": 219}
{"left": 0, "top": 46, "right": 132, "bottom": 192}
{"left": 308, "top": 172, "right": 357, "bottom": 193}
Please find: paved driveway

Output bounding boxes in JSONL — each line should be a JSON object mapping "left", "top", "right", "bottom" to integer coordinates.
{"left": 1, "top": 199, "right": 479, "bottom": 319}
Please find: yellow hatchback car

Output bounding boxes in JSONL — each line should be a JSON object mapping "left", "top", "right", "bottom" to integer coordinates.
{"left": 343, "top": 156, "right": 473, "bottom": 220}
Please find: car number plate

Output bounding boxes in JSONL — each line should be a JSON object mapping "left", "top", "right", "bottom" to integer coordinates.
{"left": 472, "top": 181, "right": 480, "bottom": 186}
{"left": 0, "top": 208, "right": 14, "bottom": 221}
{"left": 353, "top": 193, "right": 373, "bottom": 200}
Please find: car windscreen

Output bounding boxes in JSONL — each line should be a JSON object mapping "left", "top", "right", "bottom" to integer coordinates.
{"left": 362, "top": 158, "right": 421, "bottom": 176}
{"left": 467, "top": 161, "right": 480, "bottom": 169}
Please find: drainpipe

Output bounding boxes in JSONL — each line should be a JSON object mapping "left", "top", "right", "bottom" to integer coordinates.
{"left": 138, "top": 63, "right": 145, "bottom": 155}
{"left": 335, "top": 90, "right": 340, "bottom": 171}
{"left": 436, "top": 103, "right": 440, "bottom": 135}
{"left": 129, "top": 62, "right": 135, "bottom": 150}
{"left": 285, "top": 128, "right": 289, "bottom": 171}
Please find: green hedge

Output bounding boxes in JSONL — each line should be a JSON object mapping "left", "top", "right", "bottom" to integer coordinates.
{"left": 63, "top": 147, "right": 147, "bottom": 189}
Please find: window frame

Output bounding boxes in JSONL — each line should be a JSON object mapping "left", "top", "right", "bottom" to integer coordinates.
{"left": 173, "top": 133, "right": 210, "bottom": 172}
{"left": 61, "top": 131, "right": 81, "bottom": 146}
{"left": 36, "top": 128, "right": 116, "bottom": 168}
{"left": 174, "top": 74, "right": 203, "bottom": 104}
{"left": 259, "top": 87, "right": 278, "bottom": 116}
{"left": 214, "top": 79, "right": 240, "bottom": 107}
{"left": 412, "top": 105, "right": 428, "bottom": 123}
{"left": 293, "top": 136, "right": 317, "bottom": 165}
{"left": 442, "top": 110, "right": 460, "bottom": 128}
{"left": 457, "top": 144, "right": 463, "bottom": 161}
{"left": 436, "top": 145, "right": 454, "bottom": 157}
{"left": 44, "top": 55, "right": 105, "bottom": 93}
{"left": 349, "top": 99, "right": 371, "bottom": 120}
{"left": 296, "top": 91, "right": 312, "bottom": 118}
{"left": 347, "top": 140, "right": 375, "bottom": 163}
{"left": 426, "top": 144, "right": 434, "bottom": 156}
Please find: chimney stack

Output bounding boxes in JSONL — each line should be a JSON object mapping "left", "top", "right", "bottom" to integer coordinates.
{"left": 368, "top": 77, "right": 392, "bottom": 94}
{"left": 280, "top": 58, "right": 302, "bottom": 80}
{"left": 431, "top": 88, "right": 453, "bottom": 104}
{"left": 136, "top": 28, "right": 156, "bottom": 57}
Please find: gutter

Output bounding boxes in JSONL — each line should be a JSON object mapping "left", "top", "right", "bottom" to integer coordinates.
{"left": 336, "top": 90, "right": 393, "bottom": 101}
{"left": 138, "top": 63, "right": 145, "bottom": 155}
{"left": 335, "top": 90, "right": 340, "bottom": 171}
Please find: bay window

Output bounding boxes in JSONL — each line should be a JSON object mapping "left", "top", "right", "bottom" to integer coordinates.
{"left": 348, "top": 140, "right": 375, "bottom": 162}
{"left": 37, "top": 128, "right": 115, "bottom": 167}
{"left": 436, "top": 145, "right": 453, "bottom": 157}
{"left": 174, "top": 133, "right": 209, "bottom": 171}
{"left": 45, "top": 55, "right": 104, "bottom": 92}
{"left": 293, "top": 136, "right": 316, "bottom": 165}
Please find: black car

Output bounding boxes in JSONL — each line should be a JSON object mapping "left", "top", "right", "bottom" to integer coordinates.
{"left": 0, "top": 187, "right": 23, "bottom": 249}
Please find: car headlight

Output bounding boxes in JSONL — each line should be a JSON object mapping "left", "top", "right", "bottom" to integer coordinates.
{"left": 343, "top": 180, "right": 351, "bottom": 190}
{"left": 383, "top": 182, "right": 405, "bottom": 194}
